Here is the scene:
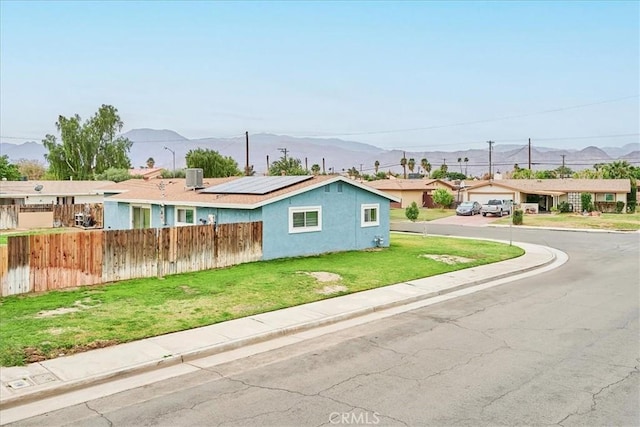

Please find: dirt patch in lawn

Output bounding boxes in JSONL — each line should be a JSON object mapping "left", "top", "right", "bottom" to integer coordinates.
{"left": 419, "top": 254, "right": 474, "bottom": 265}
{"left": 24, "top": 339, "right": 119, "bottom": 363}
{"left": 35, "top": 298, "right": 101, "bottom": 318}
{"left": 299, "top": 271, "right": 347, "bottom": 295}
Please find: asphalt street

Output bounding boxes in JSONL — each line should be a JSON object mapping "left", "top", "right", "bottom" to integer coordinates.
{"left": 6, "top": 226, "right": 639, "bottom": 427}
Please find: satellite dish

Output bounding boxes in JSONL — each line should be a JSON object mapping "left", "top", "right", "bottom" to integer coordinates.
{"left": 34, "top": 184, "right": 43, "bottom": 192}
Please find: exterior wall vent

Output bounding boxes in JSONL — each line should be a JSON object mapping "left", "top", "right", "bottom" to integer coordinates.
{"left": 185, "top": 168, "right": 204, "bottom": 189}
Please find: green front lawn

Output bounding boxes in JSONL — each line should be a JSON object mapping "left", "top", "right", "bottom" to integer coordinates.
{"left": 0, "top": 233, "right": 523, "bottom": 366}
{"left": 494, "top": 212, "right": 640, "bottom": 230}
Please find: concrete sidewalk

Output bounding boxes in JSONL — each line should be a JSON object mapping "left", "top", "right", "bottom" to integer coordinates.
{"left": 0, "top": 240, "right": 563, "bottom": 412}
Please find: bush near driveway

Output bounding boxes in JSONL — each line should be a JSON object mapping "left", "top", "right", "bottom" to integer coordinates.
{"left": 0, "top": 234, "right": 523, "bottom": 367}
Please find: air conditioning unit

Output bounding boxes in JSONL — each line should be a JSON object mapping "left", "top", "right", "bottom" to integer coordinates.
{"left": 185, "top": 168, "right": 204, "bottom": 189}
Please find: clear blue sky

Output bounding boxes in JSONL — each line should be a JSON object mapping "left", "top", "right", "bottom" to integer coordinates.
{"left": 1, "top": 0, "right": 638, "bottom": 150}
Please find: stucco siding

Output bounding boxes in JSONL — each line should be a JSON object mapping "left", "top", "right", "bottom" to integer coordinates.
{"left": 261, "top": 182, "right": 391, "bottom": 260}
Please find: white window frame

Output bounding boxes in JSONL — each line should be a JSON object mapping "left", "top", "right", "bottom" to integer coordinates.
{"left": 289, "top": 206, "right": 322, "bottom": 233}
{"left": 175, "top": 206, "right": 196, "bottom": 226}
{"left": 361, "top": 203, "right": 380, "bottom": 227}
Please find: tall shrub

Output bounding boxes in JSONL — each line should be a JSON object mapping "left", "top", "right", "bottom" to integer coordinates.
{"left": 581, "top": 193, "right": 593, "bottom": 212}
{"left": 512, "top": 209, "right": 523, "bottom": 225}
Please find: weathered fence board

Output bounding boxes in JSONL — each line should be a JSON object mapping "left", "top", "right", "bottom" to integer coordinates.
{"left": 2, "top": 236, "right": 31, "bottom": 295}
{"left": 0, "top": 205, "right": 19, "bottom": 230}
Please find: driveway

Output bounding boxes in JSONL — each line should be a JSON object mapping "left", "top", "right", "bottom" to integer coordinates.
{"left": 426, "top": 212, "right": 507, "bottom": 226}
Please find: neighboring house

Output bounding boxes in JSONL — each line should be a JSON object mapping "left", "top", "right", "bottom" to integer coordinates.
{"left": 101, "top": 174, "right": 400, "bottom": 260}
{"left": 129, "top": 167, "right": 164, "bottom": 180}
{"left": 363, "top": 178, "right": 458, "bottom": 208}
{"left": 0, "top": 180, "right": 115, "bottom": 205}
{"left": 464, "top": 179, "right": 631, "bottom": 212}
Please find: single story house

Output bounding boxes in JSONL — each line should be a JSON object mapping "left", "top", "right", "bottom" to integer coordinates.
{"left": 463, "top": 179, "right": 631, "bottom": 213}
{"left": 0, "top": 180, "right": 115, "bottom": 205}
{"left": 363, "top": 178, "right": 458, "bottom": 208}
{"left": 101, "top": 174, "right": 400, "bottom": 260}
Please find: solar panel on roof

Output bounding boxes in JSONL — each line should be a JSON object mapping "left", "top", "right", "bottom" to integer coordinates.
{"left": 200, "top": 176, "right": 313, "bottom": 195}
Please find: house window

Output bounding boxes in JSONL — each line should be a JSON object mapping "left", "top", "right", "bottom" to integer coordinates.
{"left": 176, "top": 207, "right": 195, "bottom": 225}
{"left": 604, "top": 193, "right": 614, "bottom": 202}
{"left": 289, "top": 206, "right": 322, "bottom": 233}
{"left": 361, "top": 203, "right": 380, "bottom": 227}
{"left": 337, "top": 182, "right": 343, "bottom": 193}
{"left": 131, "top": 205, "right": 151, "bottom": 229}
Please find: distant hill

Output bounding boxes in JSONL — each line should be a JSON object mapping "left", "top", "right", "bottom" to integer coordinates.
{"left": 1, "top": 129, "right": 637, "bottom": 177}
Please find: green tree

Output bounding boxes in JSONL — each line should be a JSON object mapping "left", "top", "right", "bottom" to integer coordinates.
{"left": 16, "top": 159, "right": 46, "bottom": 180}
{"left": 446, "top": 172, "right": 466, "bottom": 181}
{"left": 602, "top": 160, "right": 634, "bottom": 179}
{"left": 405, "top": 201, "right": 419, "bottom": 222}
{"left": 433, "top": 188, "right": 454, "bottom": 209}
{"left": 431, "top": 169, "right": 447, "bottom": 179}
{"left": 457, "top": 157, "right": 463, "bottom": 173}
{"left": 512, "top": 168, "right": 535, "bottom": 179}
{"left": 440, "top": 163, "right": 448, "bottom": 173}
{"left": 311, "top": 164, "right": 321, "bottom": 175}
{"left": 464, "top": 157, "right": 469, "bottom": 176}
{"left": 43, "top": 104, "right": 133, "bottom": 180}
{"left": 186, "top": 148, "right": 241, "bottom": 178}
{"left": 424, "top": 161, "right": 432, "bottom": 178}
{"left": 146, "top": 157, "right": 155, "bottom": 168}
{"left": 374, "top": 160, "right": 380, "bottom": 174}
{"left": 268, "top": 156, "right": 307, "bottom": 176}
{"left": 0, "top": 155, "right": 21, "bottom": 180}
{"left": 555, "top": 165, "right": 573, "bottom": 179}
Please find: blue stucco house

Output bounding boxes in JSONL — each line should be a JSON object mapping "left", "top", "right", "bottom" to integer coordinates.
{"left": 102, "top": 174, "right": 400, "bottom": 260}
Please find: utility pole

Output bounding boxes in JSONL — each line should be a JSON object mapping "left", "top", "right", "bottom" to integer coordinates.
{"left": 322, "top": 158, "right": 326, "bottom": 174}
{"left": 528, "top": 138, "right": 532, "bottom": 170}
{"left": 245, "top": 132, "right": 250, "bottom": 176}
{"left": 561, "top": 155, "right": 566, "bottom": 179}
{"left": 266, "top": 155, "right": 270, "bottom": 175}
{"left": 278, "top": 147, "right": 288, "bottom": 161}
{"left": 487, "top": 140, "right": 495, "bottom": 180}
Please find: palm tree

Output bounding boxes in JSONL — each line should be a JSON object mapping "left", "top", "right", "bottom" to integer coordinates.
{"left": 146, "top": 157, "right": 155, "bottom": 168}
{"left": 457, "top": 157, "right": 462, "bottom": 174}
{"left": 311, "top": 164, "right": 320, "bottom": 175}
{"left": 420, "top": 158, "right": 428, "bottom": 177}
{"left": 408, "top": 158, "right": 416, "bottom": 174}
{"left": 374, "top": 160, "right": 380, "bottom": 174}
{"left": 425, "top": 161, "right": 432, "bottom": 178}
{"left": 464, "top": 157, "right": 469, "bottom": 176}
{"left": 400, "top": 156, "right": 407, "bottom": 179}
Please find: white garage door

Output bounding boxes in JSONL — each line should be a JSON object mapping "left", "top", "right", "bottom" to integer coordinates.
{"left": 468, "top": 193, "right": 514, "bottom": 205}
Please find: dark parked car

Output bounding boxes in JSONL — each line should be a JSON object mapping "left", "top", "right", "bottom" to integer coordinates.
{"left": 456, "top": 201, "right": 482, "bottom": 216}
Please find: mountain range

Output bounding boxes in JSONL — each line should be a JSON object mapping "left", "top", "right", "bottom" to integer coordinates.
{"left": 1, "top": 129, "right": 638, "bottom": 177}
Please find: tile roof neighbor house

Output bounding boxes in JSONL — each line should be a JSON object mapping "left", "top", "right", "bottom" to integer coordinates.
{"left": 0, "top": 180, "right": 115, "bottom": 205}
{"left": 129, "top": 167, "right": 164, "bottom": 180}
{"left": 363, "top": 178, "right": 458, "bottom": 208}
{"left": 101, "top": 174, "right": 401, "bottom": 260}
{"left": 464, "top": 178, "right": 631, "bottom": 213}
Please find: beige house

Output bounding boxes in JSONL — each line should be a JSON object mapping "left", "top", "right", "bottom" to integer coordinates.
{"left": 364, "top": 179, "right": 457, "bottom": 208}
{"left": 464, "top": 179, "right": 631, "bottom": 213}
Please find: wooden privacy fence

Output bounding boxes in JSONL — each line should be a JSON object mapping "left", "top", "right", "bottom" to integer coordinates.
{"left": 0, "top": 205, "right": 19, "bottom": 230}
{"left": 0, "top": 222, "right": 263, "bottom": 296}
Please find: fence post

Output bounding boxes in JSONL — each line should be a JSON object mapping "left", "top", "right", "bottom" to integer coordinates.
{"left": 156, "top": 227, "right": 164, "bottom": 279}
